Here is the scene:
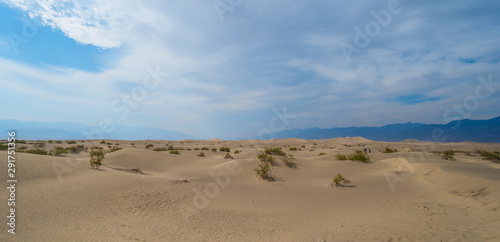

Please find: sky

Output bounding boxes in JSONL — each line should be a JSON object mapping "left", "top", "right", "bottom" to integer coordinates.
{"left": 1, "top": 0, "right": 500, "bottom": 140}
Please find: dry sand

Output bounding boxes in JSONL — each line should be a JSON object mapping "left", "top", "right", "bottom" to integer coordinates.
{"left": 1, "top": 138, "right": 500, "bottom": 241}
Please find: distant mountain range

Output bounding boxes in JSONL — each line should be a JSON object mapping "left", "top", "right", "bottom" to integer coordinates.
{"left": 273, "top": 116, "right": 500, "bottom": 143}
{"left": 0, "top": 120, "right": 198, "bottom": 140}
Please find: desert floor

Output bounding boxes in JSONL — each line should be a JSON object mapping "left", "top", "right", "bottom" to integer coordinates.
{"left": 1, "top": 138, "right": 500, "bottom": 241}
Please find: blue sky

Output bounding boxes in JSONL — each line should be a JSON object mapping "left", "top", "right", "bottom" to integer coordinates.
{"left": 1, "top": 0, "right": 500, "bottom": 139}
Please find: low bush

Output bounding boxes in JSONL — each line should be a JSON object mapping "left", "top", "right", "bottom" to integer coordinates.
{"left": 219, "top": 147, "right": 230, "bottom": 152}
{"left": 65, "top": 145, "right": 88, "bottom": 154}
{"left": 66, "top": 140, "right": 77, "bottom": 144}
{"left": 89, "top": 147, "right": 105, "bottom": 169}
{"left": 100, "top": 140, "right": 106, "bottom": 144}
{"left": 289, "top": 147, "right": 299, "bottom": 151}
{"left": 153, "top": 148, "right": 168, "bottom": 151}
{"left": 264, "top": 147, "right": 286, "bottom": 156}
{"left": 211, "top": 148, "right": 217, "bottom": 152}
{"left": 282, "top": 154, "right": 297, "bottom": 168}
{"left": 335, "top": 154, "right": 347, "bottom": 160}
{"left": 441, "top": 150, "right": 456, "bottom": 160}
{"left": 383, "top": 147, "right": 398, "bottom": 153}
{"left": 51, "top": 146, "right": 68, "bottom": 156}
{"left": 197, "top": 152, "right": 205, "bottom": 157}
{"left": 331, "top": 173, "right": 351, "bottom": 188}
{"left": 24, "top": 149, "right": 49, "bottom": 155}
{"left": 476, "top": 150, "right": 500, "bottom": 163}
{"left": 254, "top": 162, "right": 274, "bottom": 181}
{"left": 33, "top": 142, "right": 45, "bottom": 148}
{"left": 318, "top": 153, "right": 326, "bottom": 156}
{"left": 234, "top": 150, "right": 241, "bottom": 154}
{"left": 201, "top": 147, "right": 210, "bottom": 150}
{"left": 109, "top": 146, "right": 123, "bottom": 153}
{"left": 145, "top": 144, "right": 154, "bottom": 149}
{"left": 347, "top": 150, "right": 371, "bottom": 163}
{"left": 224, "top": 153, "right": 233, "bottom": 159}
{"left": 170, "top": 150, "right": 181, "bottom": 155}
{"left": 258, "top": 152, "right": 278, "bottom": 165}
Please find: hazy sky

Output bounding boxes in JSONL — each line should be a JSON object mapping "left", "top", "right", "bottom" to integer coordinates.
{"left": 1, "top": 0, "right": 499, "bottom": 139}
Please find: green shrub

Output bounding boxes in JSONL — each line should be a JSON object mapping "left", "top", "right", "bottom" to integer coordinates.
{"left": 201, "top": 147, "right": 210, "bottom": 150}
{"left": 476, "top": 150, "right": 500, "bottom": 163}
{"left": 66, "top": 140, "right": 76, "bottom": 144}
{"left": 234, "top": 150, "right": 241, "bottom": 154}
{"left": 224, "top": 153, "right": 233, "bottom": 159}
{"left": 318, "top": 153, "right": 326, "bottom": 156}
{"left": 258, "top": 152, "right": 278, "bottom": 166}
{"left": 18, "top": 145, "right": 27, "bottom": 150}
{"left": 219, "top": 147, "right": 230, "bottom": 152}
{"left": 254, "top": 162, "right": 275, "bottom": 181}
{"left": 282, "top": 154, "right": 297, "bottom": 168}
{"left": 0, "top": 144, "right": 8, "bottom": 150}
{"left": 17, "top": 140, "right": 27, "bottom": 144}
{"left": 441, "top": 150, "right": 456, "bottom": 160}
{"left": 153, "top": 147, "right": 168, "bottom": 151}
{"left": 194, "top": 148, "right": 200, "bottom": 150}
{"left": 383, "top": 147, "right": 398, "bottom": 153}
{"left": 100, "top": 140, "right": 106, "bottom": 144}
{"left": 197, "top": 152, "right": 205, "bottom": 157}
{"left": 264, "top": 147, "right": 286, "bottom": 156}
{"left": 109, "top": 146, "right": 123, "bottom": 153}
{"left": 65, "top": 145, "right": 88, "bottom": 154}
{"left": 89, "top": 147, "right": 105, "bottom": 169}
{"left": 51, "top": 146, "right": 68, "bottom": 156}
{"left": 347, "top": 150, "right": 371, "bottom": 162}
{"left": 47, "top": 140, "right": 54, "bottom": 143}
{"left": 211, "top": 148, "right": 217, "bottom": 152}
{"left": 289, "top": 147, "right": 299, "bottom": 151}
{"left": 24, "top": 148, "right": 49, "bottom": 155}
{"left": 335, "top": 154, "right": 347, "bottom": 160}
{"left": 33, "top": 142, "right": 45, "bottom": 148}
{"left": 331, "top": 173, "right": 351, "bottom": 187}
{"left": 145, "top": 144, "right": 154, "bottom": 149}
{"left": 169, "top": 150, "right": 181, "bottom": 155}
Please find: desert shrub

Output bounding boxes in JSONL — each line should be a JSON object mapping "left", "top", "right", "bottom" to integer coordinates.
{"left": 289, "top": 147, "right": 299, "bottom": 151}
{"left": 186, "top": 148, "right": 192, "bottom": 151}
{"left": 331, "top": 173, "right": 351, "bottom": 187}
{"left": 335, "top": 154, "right": 347, "bottom": 160}
{"left": 170, "top": 150, "right": 181, "bottom": 155}
{"left": 145, "top": 144, "right": 154, "bottom": 149}
{"left": 24, "top": 149, "right": 49, "bottom": 155}
{"left": 347, "top": 150, "right": 371, "bottom": 163}
{"left": 201, "top": 147, "right": 209, "bottom": 150}
{"left": 17, "top": 140, "right": 27, "bottom": 144}
{"left": 254, "top": 162, "right": 274, "bottom": 181}
{"left": 264, "top": 147, "right": 286, "bottom": 156}
{"left": 301, "top": 145, "right": 306, "bottom": 148}
{"left": 281, "top": 154, "right": 297, "bottom": 168}
{"left": 89, "top": 147, "right": 105, "bottom": 169}
{"left": 47, "top": 140, "right": 53, "bottom": 143}
{"left": 194, "top": 147, "right": 200, "bottom": 150}
{"left": 109, "top": 146, "right": 123, "bottom": 153}
{"left": 219, "top": 147, "right": 230, "bottom": 152}
{"left": 66, "top": 140, "right": 76, "bottom": 144}
{"left": 476, "top": 150, "right": 500, "bottom": 163}
{"left": 0, "top": 144, "right": 8, "bottom": 150}
{"left": 224, "top": 153, "right": 233, "bottom": 159}
{"left": 441, "top": 150, "right": 456, "bottom": 160}
{"left": 130, "top": 143, "right": 135, "bottom": 147}
{"left": 18, "top": 145, "right": 27, "bottom": 150}
{"left": 197, "top": 152, "right": 205, "bottom": 157}
{"left": 318, "top": 153, "right": 326, "bottom": 156}
{"left": 153, "top": 147, "right": 168, "bottom": 151}
{"left": 51, "top": 146, "right": 68, "bottom": 156}
{"left": 33, "top": 142, "right": 45, "bottom": 148}
{"left": 234, "top": 150, "right": 241, "bottom": 154}
{"left": 383, "top": 147, "right": 398, "bottom": 153}
{"left": 55, "top": 141, "right": 62, "bottom": 144}
{"left": 65, "top": 145, "right": 88, "bottom": 154}
{"left": 258, "top": 152, "right": 278, "bottom": 166}
{"left": 100, "top": 140, "right": 106, "bottom": 144}
{"left": 211, "top": 148, "right": 217, "bottom": 152}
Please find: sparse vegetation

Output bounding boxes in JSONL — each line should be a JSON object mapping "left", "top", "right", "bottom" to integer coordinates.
{"left": 17, "top": 140, "right": 27, "bottom": 144}
{"left": 335, "top": 153, "right": 347, "bottom": 160}
{"left": 66, "top": 140, "right": 76, "bottom": 144}
{"left": 153, "top": 147, "right": 168, "bottom": 151}
{"left": 211, "top": 148, "right": 217, "bottom": 152}
{"left": 318, "top": 153, "right": 326, "bottom": 156}
{"left": 89, "top": 147, "right": 105, "bottom": 169}
{"left": 197, "top": 152, "right": 205, "bottom": 157}
{"left": 264, "top": 147, "right": 286, "bottom": 156}
{"left": 100, "top": 140, "right": 106, "bottom": 144}
{"left": 383, "top": 147, "right": 398, "bottom": 153}
{"left": 254, "top": 162, "right": 275, "bottom": 181}
{"left": 219, "top": 147, "right": 230, "bottom": 152}
{"left": 23, "top": 149, "right": 49, "bottom": 155}
{"left": 347, "top": 150, "right": 371, "bottom": 163}
{"left": 289, "top": 147, "right": 299, "bottom": 151}
{"left": 145, "top": 144, "right": 154, "bottom": 149}
{"left": 234, "top": 150, "right": 241, "bottom": 154}
{"left": 55, "top": 141, "right": 62, "bottom": 144}
{"left": 258, "top": 152, "right": 278, "bottom": 166}
{"left": 224, "top": 153, "right": 233, "bottom": 159}
{"left": 281, "top": 154, "right": 297, "bottom": 168}
{"left": 331, "top": 173, "right": 351, "bottom": 188}
{"left": 50, "top": 146, "right": 68, "bottom": 156}
{"left": 476, "top": 150, "right": 500, "bottom": 163}
{"left": 201, "top": 147, "right": 209, "bottom": 151}
{"left": 33, "top": 142, "right": 45, "bottom": 148}
{"left": 65, "top": 145, "right": 88, "bottom": 154}
{"left": 170, "top": 150, "right": 181, "bottom": 155}
{"left": 109, "top": 146, "right": 123, "bottom": 153}
{"left": 441, "top": 150, "right": 456, "bottom": 160}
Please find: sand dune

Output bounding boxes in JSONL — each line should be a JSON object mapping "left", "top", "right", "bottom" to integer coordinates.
{"left": 1, "top": 139, "right": 499, "bottom": 241}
